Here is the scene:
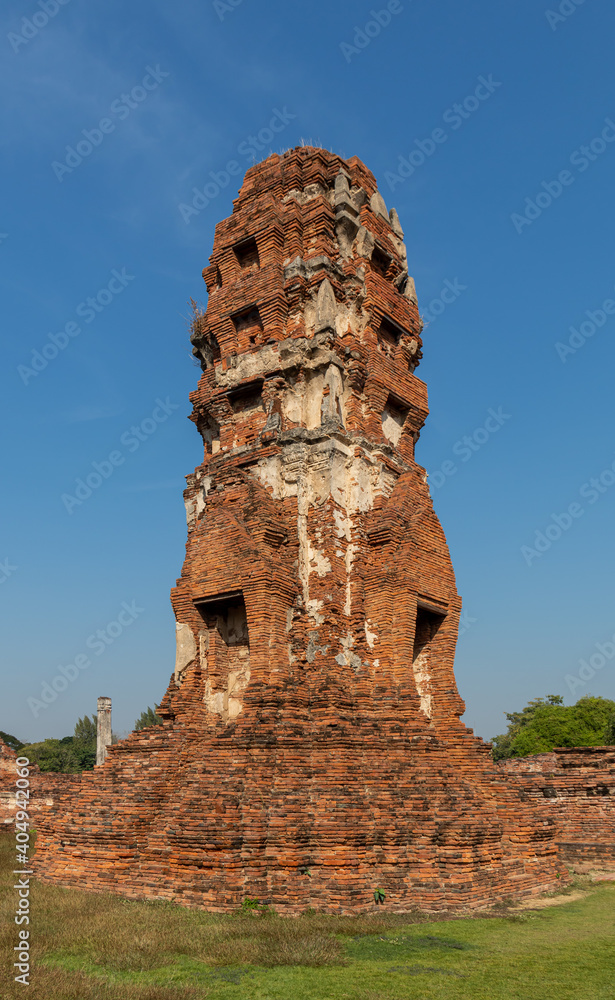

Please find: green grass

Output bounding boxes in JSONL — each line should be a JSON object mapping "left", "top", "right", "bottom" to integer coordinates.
{"left": 1, "top": 833, "right": 614, "bottom": 999}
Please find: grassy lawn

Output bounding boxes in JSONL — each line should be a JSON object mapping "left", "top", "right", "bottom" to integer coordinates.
{"left": 1, "top": 834, "right": 614, "bottom": 999}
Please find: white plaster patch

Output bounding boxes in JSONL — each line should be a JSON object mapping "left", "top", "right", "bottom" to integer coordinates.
{"left": 214, "top": 343, "right": 279, "bottom": 387}
{"left": 204, "top": 681, "right": 225, "bottom": 716}
{"left": 344, "top": 541, "right": 357, "bottom": 616}
{"left": 334, "top": 509, "right": 351, "bottom": 539}
{"left": 307, "top": 599, "right": 325, "bottom": 624}
{"left": 345, "top": 542, "right": 357, "bottom": 573}
{"left": 247, "top": 455, "right": 285, "bottom": 498}
{"left": 204, "top": 653, "right": 251, "bottom": 723}
{"left": 337, "top": 631, "right": 362, "bottom": 670}
{"left": 297, "top": 512, "right": 309, "bottom": 603}
{"left": 331, "top": 455, "right": 379, "bottom": 513}
{"left": 382, "top": 400, "right": 407, "bottom": 446}
{"left": 413, "top": 649, "right": 433, "bottom": 720}
{"left": 304, "top": 371, "right": 326, "bottom": 429}
{"left": 282, "top": 184, "right": 327, "bottom": 206}
{"left": 199, "top": 631, "right": 209, "bottom": 662}
{"left": 175, "top": 623, "right": 197, "bottom": 682}
{"left": 364, "top": 619, "right": 379, "bottom": 650}
{"left": 308, "top": 541, "right": 332, "bottom": 577}
{"left": 282, "top": 388, "right": 303, "bottom": 425}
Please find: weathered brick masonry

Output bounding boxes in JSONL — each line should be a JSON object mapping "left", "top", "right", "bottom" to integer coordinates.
{"left": 0, "top": 738, "right": 79, "bottom": 832}
{"left": 0, "top": 739, "right": 19, "bottom": 829}
{"left": 32, "top": 147, "right": 578, "bottom": 911}
{"left": 500, "top": 748, "right": 615, "bottom": 865}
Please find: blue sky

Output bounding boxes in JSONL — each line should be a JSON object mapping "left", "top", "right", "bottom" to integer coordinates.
{"left": 2, "top": 0, "right": 615, "bottom": 744}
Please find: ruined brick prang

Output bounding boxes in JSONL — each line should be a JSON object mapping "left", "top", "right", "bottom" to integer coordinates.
{"left": 33, "top": 147, "right": 565, "bottom": 911}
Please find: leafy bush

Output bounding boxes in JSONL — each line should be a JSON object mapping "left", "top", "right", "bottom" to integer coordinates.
{"left": 491, "top": 695, "right": 615, "bottom": 760}
{"left": 19, "top": 715, "right": 98, "bottom": 772}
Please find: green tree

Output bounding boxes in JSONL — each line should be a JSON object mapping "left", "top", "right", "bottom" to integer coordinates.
{"left": 0, "top": 730, "right": 24, "bottom": 752}
{"left": 74, "top": 715, "right": 97, "bottom": 743}
{"left": 18, "top": 738, "right": 79, "bottom": 773}
{"left": 491, "top": 695, "right": 615, "bottom": 760}
{"left": 134, "top": 706, "right": 162, "bottom": 731}
{"left": 19, "top": 714, "right": 100, "bottom": 773}
{"left": 603, "top": 711, "right": 615, "bottom": 745}
{"left": 72, "top": 715, "right": 97, "bottom": 769}
{"left": 491, "top": 695, "right": 563, "bottom": 761}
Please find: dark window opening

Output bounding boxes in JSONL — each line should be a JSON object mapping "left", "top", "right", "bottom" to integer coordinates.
{"left": 196, "top": 594, "right": 249, "bottom": 645}
{"left": 196, "top": 594, "right": 250, "bottom": 668}
{"left": 377, "top": 316, "right": 403, "bottom": 358}
{"left": 195, "top": 594, "right": 250, "bottom": 721}
{"left": 199, "top": 413, "right": 221, "bottom": 455}
{"left": 371, "top": 245, "right": 392, "bottom": 279}
{"left": 412, "top": 606, "right": 446, "bottom": 719}
{"left": 381, "top": 395, "right": 409, "bottom": 446}
{"left": 413, "top": 607, "right": 444, "bottom": 662}
{"left": 232, "top": 306, "right": 264, "bottom": 341}
{"left": 227, "top": 380, "right": 264, "bottom": 413}
{"left": 233, "top": 237, "right": 260, "bottom": 271}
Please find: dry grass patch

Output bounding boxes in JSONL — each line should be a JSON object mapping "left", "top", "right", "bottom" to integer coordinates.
{"left": 5, "top": 835, "right": 614, "bottom": 999}
{"left": 0, "top": 833, "right": 447, "bottom": 978}
{"left": 1, "top": 964, "right": 202, "bottom": 1000}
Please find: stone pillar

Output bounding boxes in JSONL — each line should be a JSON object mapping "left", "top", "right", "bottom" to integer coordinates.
{"left": 96, "top": 696, "right": 112, "bottom": 766}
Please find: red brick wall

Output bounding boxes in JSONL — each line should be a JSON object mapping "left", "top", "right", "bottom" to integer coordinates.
{"left": 0, "top": 739, "right": 78, "bottom": 833}
{"left": 500, "top": 747, "right": 615, "bottom": 864}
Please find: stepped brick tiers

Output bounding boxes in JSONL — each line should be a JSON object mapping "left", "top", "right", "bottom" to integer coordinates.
{"left": 33, "top": 147, "right": 569, "bottom": 912}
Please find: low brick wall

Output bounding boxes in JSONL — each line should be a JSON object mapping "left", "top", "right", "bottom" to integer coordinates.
{"left": 499, "top": 747, "right": 615, "bottom": 864}
{"left": 0, "top": 739, "right": 18, "bottom": 830}
{"left": 0, "top": 739, "right": 78, "bottom": 833}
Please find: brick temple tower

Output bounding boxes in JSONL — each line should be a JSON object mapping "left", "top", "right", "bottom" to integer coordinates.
{"left": 34, "top": 148, "right": 562, "bottom": 911}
